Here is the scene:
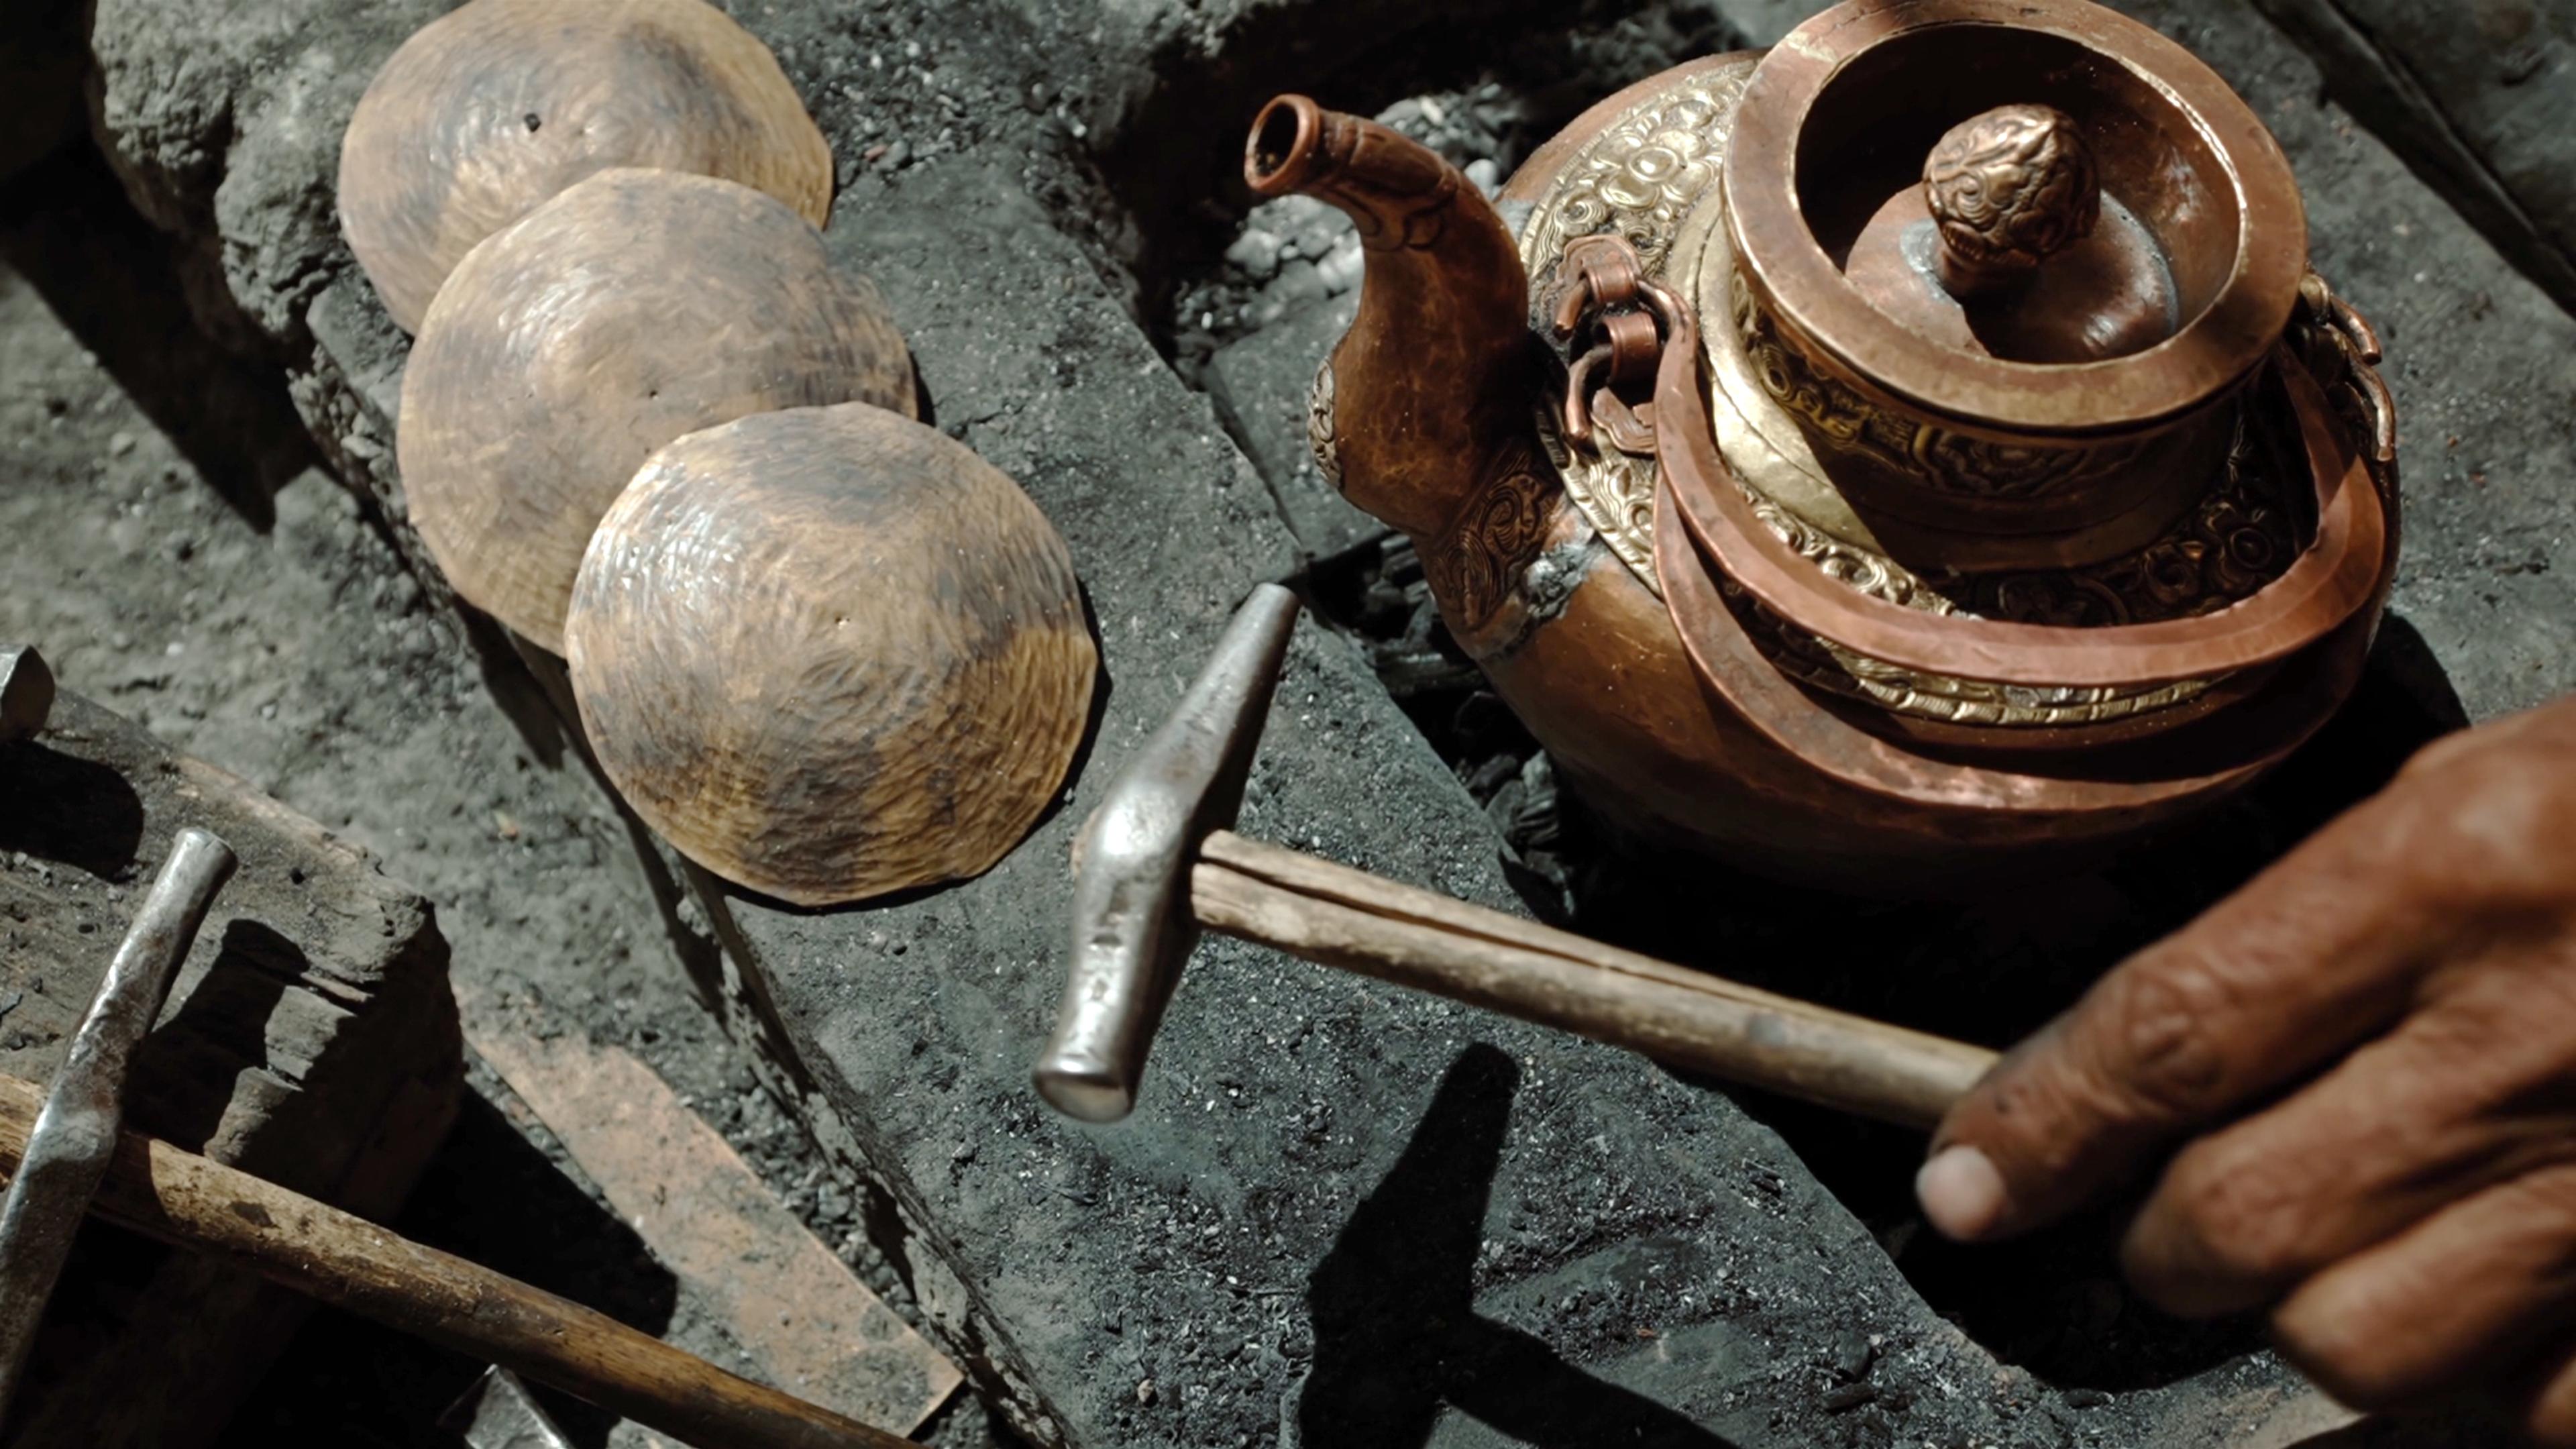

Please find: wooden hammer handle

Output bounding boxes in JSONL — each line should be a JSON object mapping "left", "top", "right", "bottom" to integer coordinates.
{"left": 0, "top": 1073, "right": 910, "bottom": 1449}
{"left": 1194, "top": 831, "right": 1998, "bottom": 1130}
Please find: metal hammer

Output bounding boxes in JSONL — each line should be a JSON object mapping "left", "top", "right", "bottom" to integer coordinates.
{"left": 0, "top": 1062, "right": 910, "bottom": 1449}
{"left": 0, "top": 690, "right": 906, "bottom": 1446}
{"left": 1, "top": 645, "right": 56, "bottom": 748}
{"left": 1035, "top": 586, "right": 2000, "bottom": 1131}
{"left": 0, "top": 826, "right": 237, "bottom": 1413}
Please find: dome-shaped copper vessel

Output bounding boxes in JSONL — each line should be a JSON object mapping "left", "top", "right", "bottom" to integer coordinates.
{"left": 1245, "top": 0, "right": 2399, "bottom": 893}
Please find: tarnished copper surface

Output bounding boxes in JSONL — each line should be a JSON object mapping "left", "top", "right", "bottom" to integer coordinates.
{"left": 1246, "top": 0, "right": 2402, "bottom": 893}
{"left": 1845, "top": 105, "right": 2181, "bottom": 368}
{"left": 1725, "top": 0, "right": 2307, "bottom": 436}
{"left": 1244, "top": 96, "right": 1533, "bottom": 542}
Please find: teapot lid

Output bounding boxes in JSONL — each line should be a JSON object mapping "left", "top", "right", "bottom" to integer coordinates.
{"left": 1723, "top": 0, "right": 2308, "bottom": 439}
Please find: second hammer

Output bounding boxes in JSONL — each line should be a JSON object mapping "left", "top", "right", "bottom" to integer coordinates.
{"left": 1036, "top": 586, "right": 1998, "bottom": 1133}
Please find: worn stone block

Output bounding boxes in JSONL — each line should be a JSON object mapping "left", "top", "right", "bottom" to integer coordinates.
{"left": 675, "top": 154, "right": 2314, "bottom": 1449}
{"left": 1202, "top": 294, "right": 1382, "bottom": 562}
{"left": 2251, "top": 0, "right": 2576, "bottom": 317}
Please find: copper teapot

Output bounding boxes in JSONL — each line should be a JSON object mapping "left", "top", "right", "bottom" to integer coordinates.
{"left": 1246, "top": 0, "right": 2400, "bottom": 892}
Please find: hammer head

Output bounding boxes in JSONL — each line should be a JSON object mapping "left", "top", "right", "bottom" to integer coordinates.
{"left": 1033, "top": 584, "right": 1301, "bottom": 1123}
{"left": 1, "top": 647, "right": 55, "bottom": 747}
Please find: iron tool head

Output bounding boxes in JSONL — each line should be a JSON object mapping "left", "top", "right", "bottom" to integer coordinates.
{"left": 1033, "top": 584, "right": 1301, "bottom": 1124}
{"left": 0, "top": 647, "right": 55, "bottom": 747}
{"left": 441, "top": 1366, "right": 577, "bottom": 1449}
{"left": 0, "top": 826, "right": 236, "bottom": 1415}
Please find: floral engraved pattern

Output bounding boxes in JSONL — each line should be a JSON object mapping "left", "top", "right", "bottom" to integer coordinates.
{"left": 1519, "top": 65, "right": 1755, "bottom": 586}
{"left": 1733, "top": 279, "right": 2144, "bottom": 500}
{"left": 1307, "top": 359, "right": 1342, "bottom": 492}
{"left": 1735, "top": 594, "right": 2216, "bottom": 727}
{"left": 1521, "top": 74, "right": 1750, "bottom": 280}
{"left": 1430, "top": 435, "right": 1559, "bottom": 629}
{"left": 1953, "top": 426, "right": 2296, "bottom": 629}
{"left": 1734, "top": 417, "right": 2300, "bottom": 727}
{"left": 1535, "top": 405, "right": 1658, "bottom": 586}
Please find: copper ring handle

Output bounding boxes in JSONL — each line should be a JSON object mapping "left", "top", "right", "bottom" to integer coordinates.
{"left": 1562, "top": 278, "right": 1690, "bottom": 451}
{"left": 1653, "top": 308, "right": 2389, "bottom": 690}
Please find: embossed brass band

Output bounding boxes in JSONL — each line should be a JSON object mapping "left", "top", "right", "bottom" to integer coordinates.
{"left": 1659, "top": 319, "right": 2390, "bottom": 692}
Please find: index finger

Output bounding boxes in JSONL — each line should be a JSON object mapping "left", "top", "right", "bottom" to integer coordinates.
{"left": 1916, "top": 772, "right": 2478, "bottom": 1243}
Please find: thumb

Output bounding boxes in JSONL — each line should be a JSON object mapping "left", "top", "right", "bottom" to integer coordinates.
{"left": 1915, "top": 795, "right": 2447, "bottom": 1242}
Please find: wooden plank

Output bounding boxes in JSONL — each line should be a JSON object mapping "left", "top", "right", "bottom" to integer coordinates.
{"left": 0, "top": 690, "right": 462, "bottom": 1448}
{"left": 463, "top": 1012, "right": 960, "bottom": 1434}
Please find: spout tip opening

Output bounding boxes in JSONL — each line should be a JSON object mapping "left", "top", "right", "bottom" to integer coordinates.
{"left": 1245, "top": 95, "right": 1322, "bottom": 197}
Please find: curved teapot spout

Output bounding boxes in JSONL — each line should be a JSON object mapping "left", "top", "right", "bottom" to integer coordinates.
{"left": 1246, "top": 96, "right": 1532, "bottom": 540}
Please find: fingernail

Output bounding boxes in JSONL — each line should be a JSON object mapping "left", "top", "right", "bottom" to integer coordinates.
{"left": 1917, "top": 1146, "right": 2009, "bottom": 1241}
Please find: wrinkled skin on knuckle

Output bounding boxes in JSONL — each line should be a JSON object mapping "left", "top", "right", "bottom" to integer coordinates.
{"left": 2409, "top": 975, "right": 2576, "bottom": 1140}
{"left": 2271, "top": 1295, "right": 2422, "bottom": 1413}
{"left": 2126, "top": 1136, "right": 2315, "bottom": 1314}
{"left": 2388, "top": 706, "right": 2576, "bottom": 912}
{"left": 2288, "top": 1171, "right": 2576, "bottom": 1419}
{"left": 2082, "top": 950, "right": 2241, "bottom": 1119}
{"left": 1957, "top": 1020, "right": 2139, "bottom": 1199}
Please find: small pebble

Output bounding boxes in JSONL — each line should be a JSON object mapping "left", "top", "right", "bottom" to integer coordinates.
{"left": 1823, "top": 1382, "right": 1877, "bottom": 1413}
{"left": 1288, "top": 218, "right": 1342, "bottom": 260}
{"left": 1263, "top": 259, "right": 1329, "bottom": 311}
{"left": 1224, "top": 229, "right": 1283, "bottom": 280}
{"left": 1833, "top": 1331, "right": 1875, "bottom": 1381}
{"left": 1316, "top": 237, "right": 1365, "bottom": 294}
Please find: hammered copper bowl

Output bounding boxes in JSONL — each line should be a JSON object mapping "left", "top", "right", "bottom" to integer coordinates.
{"left": 1721, "top": 0, "right": 2308, "bottom": 571}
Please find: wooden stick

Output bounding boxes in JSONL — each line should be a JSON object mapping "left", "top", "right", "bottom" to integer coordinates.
{"left": 0, "top": 1073, "right": 912, "bottom": 1449}
{"left": 1193, "top": 832, "right": 1998, "bottom": 1130}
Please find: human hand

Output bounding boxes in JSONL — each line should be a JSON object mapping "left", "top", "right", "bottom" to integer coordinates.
{"left": 1917, "top": 698, "right": 2576, "bottom": 1438}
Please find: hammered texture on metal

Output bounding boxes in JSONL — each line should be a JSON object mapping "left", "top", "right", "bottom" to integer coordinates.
{"left": 564, "top": 402, "right": 1095, "bottom": 907}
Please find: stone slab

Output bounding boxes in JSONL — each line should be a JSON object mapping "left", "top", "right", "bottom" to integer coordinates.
{"left": 464, "top": 1010, "right": 963, "bottom": 1432}
{"left": 1202, "top": 294, "right": 1383, "bottom": 562}
{"left": 2251, "top": 0, "right": 2576, "bottom": 319}
{"left": 679, "top": 152, "right": 2313, "bottom": 1449}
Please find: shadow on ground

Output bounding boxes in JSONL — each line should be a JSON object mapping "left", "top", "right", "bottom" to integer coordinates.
{"left": 213, "top": 1090, "right": 680, "bottom": 1449}
{"left": 1301, "top": 1044, "right": 1741, "bottom": 1448}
